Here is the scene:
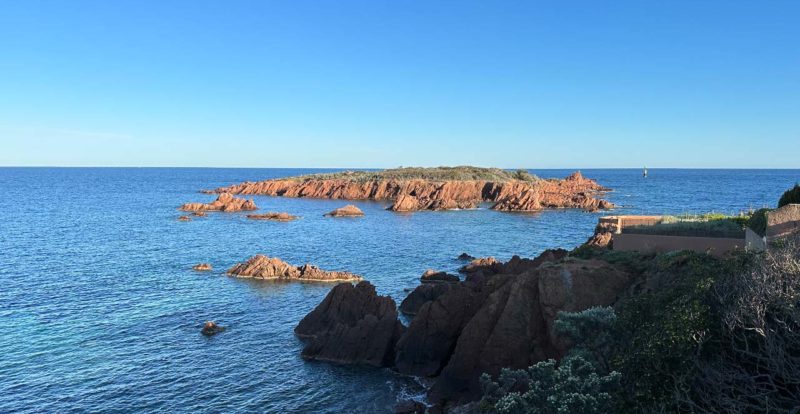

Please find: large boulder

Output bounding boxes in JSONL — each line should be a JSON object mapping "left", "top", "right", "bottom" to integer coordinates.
{"left": 324, "top": 204, "right": 365, "bottom": 217}
{"left": 227, "top": 255, "right": 362, "bottom": 282}
{"left": 179, "top": 192, "right": 257, "bottom": 212}
{"left": 295, "top": 281, "right": 404, "bottom": 367}
{"left": 428, "top": 258, "right": 634, "bottom": 404}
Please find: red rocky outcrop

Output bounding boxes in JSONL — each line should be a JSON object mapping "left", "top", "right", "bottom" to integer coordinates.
{"left": 227, "top": 255, "right": 362, "bottom": 282}
{"left": 179, "top": 193, "right": 257, "bottom": 213}
{"left": 324, "top": 205, "right": 365, "bottom": 217}
{"left": 206, "top": 171, "right": 612, "bottom": 213}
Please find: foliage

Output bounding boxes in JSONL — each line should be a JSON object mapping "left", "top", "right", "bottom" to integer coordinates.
{"left": 778, "top": 183, "right": 800, "bottom": 207}
{"left": 480, "top": 308, "right": 621, "bottom": 414}
{"left": 746, "top": 208, "right": 770, "bottom": 236}
{"left": 480, "top": 356, "right": 621, "bottom": 414}
{"left": 511, "top": 169, "right": 539, "bottom": 182}
{"left": 288, "top": 166, "right": 541, "bottom": 183}
{"left": 684, "top": 235, "right": 800, "bottom": 413}
{"left": 609, "top": 250, "right": 753, "bottom": 412}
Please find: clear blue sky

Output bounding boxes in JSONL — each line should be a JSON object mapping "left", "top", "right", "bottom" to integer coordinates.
{"left": 1, "top": 1, "right": 798, "bottom": 168}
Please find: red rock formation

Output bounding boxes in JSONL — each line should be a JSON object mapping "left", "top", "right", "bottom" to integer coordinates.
{"left": 323, "top": 205, "right": 365, "bottom": 217}
{"left": 192, "top": 211, "right": 207, "bottom": 217}
{"left": 246, "top": 212, "right": 298, "bottom": 221}
{"left": 295, "top": 281, "right": 405, "bottom": 367}
{"left": 178, "top": 215, "right": 192, "bottom": 221}
{"left": 179, "top": 193, "right": 257, "bottom": 213}
{"left": 192, "top": 263, "right": 212, "bottom": 271}
{"left": 296, "top": 247, "right": 634, "bottom": 405}
{"left": 205, "top": 171, "right": 612, "bottom": 213}
{"left": 227, "top": 254, "right": 362, "bottom": 282}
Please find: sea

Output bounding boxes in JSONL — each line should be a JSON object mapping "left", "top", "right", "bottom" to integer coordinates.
{"left": 1, "top": 168, "right": 797, "bottom": 413}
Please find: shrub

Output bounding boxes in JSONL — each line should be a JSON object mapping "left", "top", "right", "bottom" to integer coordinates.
{"left": 778, "top": 183, "right": 800, "bottom": 207}
{"left": 686, "top": 235, "right": 800, "bottom": 413}
{"left": 609, "top": 251, "right": 751, "bottom": 412}
{"left": 480, "top": 356, "right": 621, "bottom": 414}
{"left": 511, "top": 169, "right": 539, "bottom": 182}
{"left": 480, "top": 307, "right": 621, "bottom": 414}
{"left": 746, "top": 208, "right": 770, "bottom": 236}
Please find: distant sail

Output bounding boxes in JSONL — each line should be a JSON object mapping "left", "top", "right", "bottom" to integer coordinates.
{"left": 643, "top": 167, "right": 648, "bottom": 177}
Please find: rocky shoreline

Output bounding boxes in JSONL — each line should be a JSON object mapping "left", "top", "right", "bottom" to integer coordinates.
{"left": 293, "top": 246, "right": 638, "bottom": 409}
{"left": 202, "top": 167, "right": 613, "bottom": 213}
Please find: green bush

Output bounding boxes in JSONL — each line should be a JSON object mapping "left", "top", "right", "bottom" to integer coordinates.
{"left": 511, "top": 169, "right": 539, "bottom": 182}
{"left": 609, "top": 251, "right": 752, "bottom": 412}
{"left": 480, "top": 307, "right": 621, "bottom": 414}
{"left": 778, "top": 183, "right": 800, "bottom": 207}
{"left": 746, "top": 208, "right": 770, "bottom": 236}
{"left": 686, "top": 235, "right": 800, "bottom": 412}
{"left": 480, "top": 356, "right": 621, "bottom": 414}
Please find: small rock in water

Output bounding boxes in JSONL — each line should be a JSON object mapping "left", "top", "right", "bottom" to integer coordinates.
{"left": 201, "top": 321, "right": 225, "bottom": 336}
{"left": 192, "top": 263, "right": 212, "bottom": 272}
{"left": 323, "top": 204, "right": 365, "bottom": 217}
{"left": 457, "top": 253, "right": 475, "bottom": 261}
{"left": 178, "top": 215, "right": 192, "bottom": 221}
{"left": 191, "top": 211, "right": 207, "bottom": 217}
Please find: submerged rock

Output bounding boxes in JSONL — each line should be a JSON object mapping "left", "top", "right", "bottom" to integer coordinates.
{"left": 246, "top": 212, "right": 298, "bottom": 221}
{"left": 295, "top": 281, "right": 404, "bottom": 367}
{"left": 178, "top": 215, "right": 192, "bottom": 221}
{"left": 179, "top": 193, "right": 257, "bottom": 213}
{"left": 324, "top": 204, "right": 365, "bottom": 217}
{"left": 192, "top": 263, "right": 212, "bottom": 271}
{"left": 201, "top": 321, "right": 225, "bottom": 336}
{"left": 191, "top": 211, "right": 207, "bottom": 217}
{"left": 227, "top": 255, "right": 362, "bottom": 282}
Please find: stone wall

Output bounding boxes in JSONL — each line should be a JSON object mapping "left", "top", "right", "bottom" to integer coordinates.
{"left": 613, "top": 233, "right": 745, "bottom": 257}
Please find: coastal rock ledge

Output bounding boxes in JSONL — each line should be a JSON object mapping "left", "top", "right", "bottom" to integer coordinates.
{"left": 295, "top": 247, "right": 631, "bottom": 407}
{"left": 227, "top": 254, "right": 362, "bottom": 282}
{"left": 295, "top": 281, "right": 404, "bottom": 367}
{"left": 205, "top": 167, "right": 614, "bottom": 213}
{"left": 179, "top": 193, "right": 257, "bottom": 213}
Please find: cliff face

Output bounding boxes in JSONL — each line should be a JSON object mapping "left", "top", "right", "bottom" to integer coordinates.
{"left": 206, "top": 170, "right": 613, "bottom": 212}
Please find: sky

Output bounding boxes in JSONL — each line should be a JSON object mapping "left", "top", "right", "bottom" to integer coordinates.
{"left": 1, "top": 1, "right": 798, "bottom": 168}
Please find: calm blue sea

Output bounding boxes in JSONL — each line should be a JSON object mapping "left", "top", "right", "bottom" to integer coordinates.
{"left": 0, "top": 168, "right": 797, "bottom": 413}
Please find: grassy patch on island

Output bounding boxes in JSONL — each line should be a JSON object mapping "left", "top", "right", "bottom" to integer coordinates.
{"left": 288, "top": 166, "right": 541, "bottom": 182}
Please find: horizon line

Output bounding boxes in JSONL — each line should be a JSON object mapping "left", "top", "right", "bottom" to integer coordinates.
{"left": 1, "top": 165, "right": 798, "bottom": 170}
